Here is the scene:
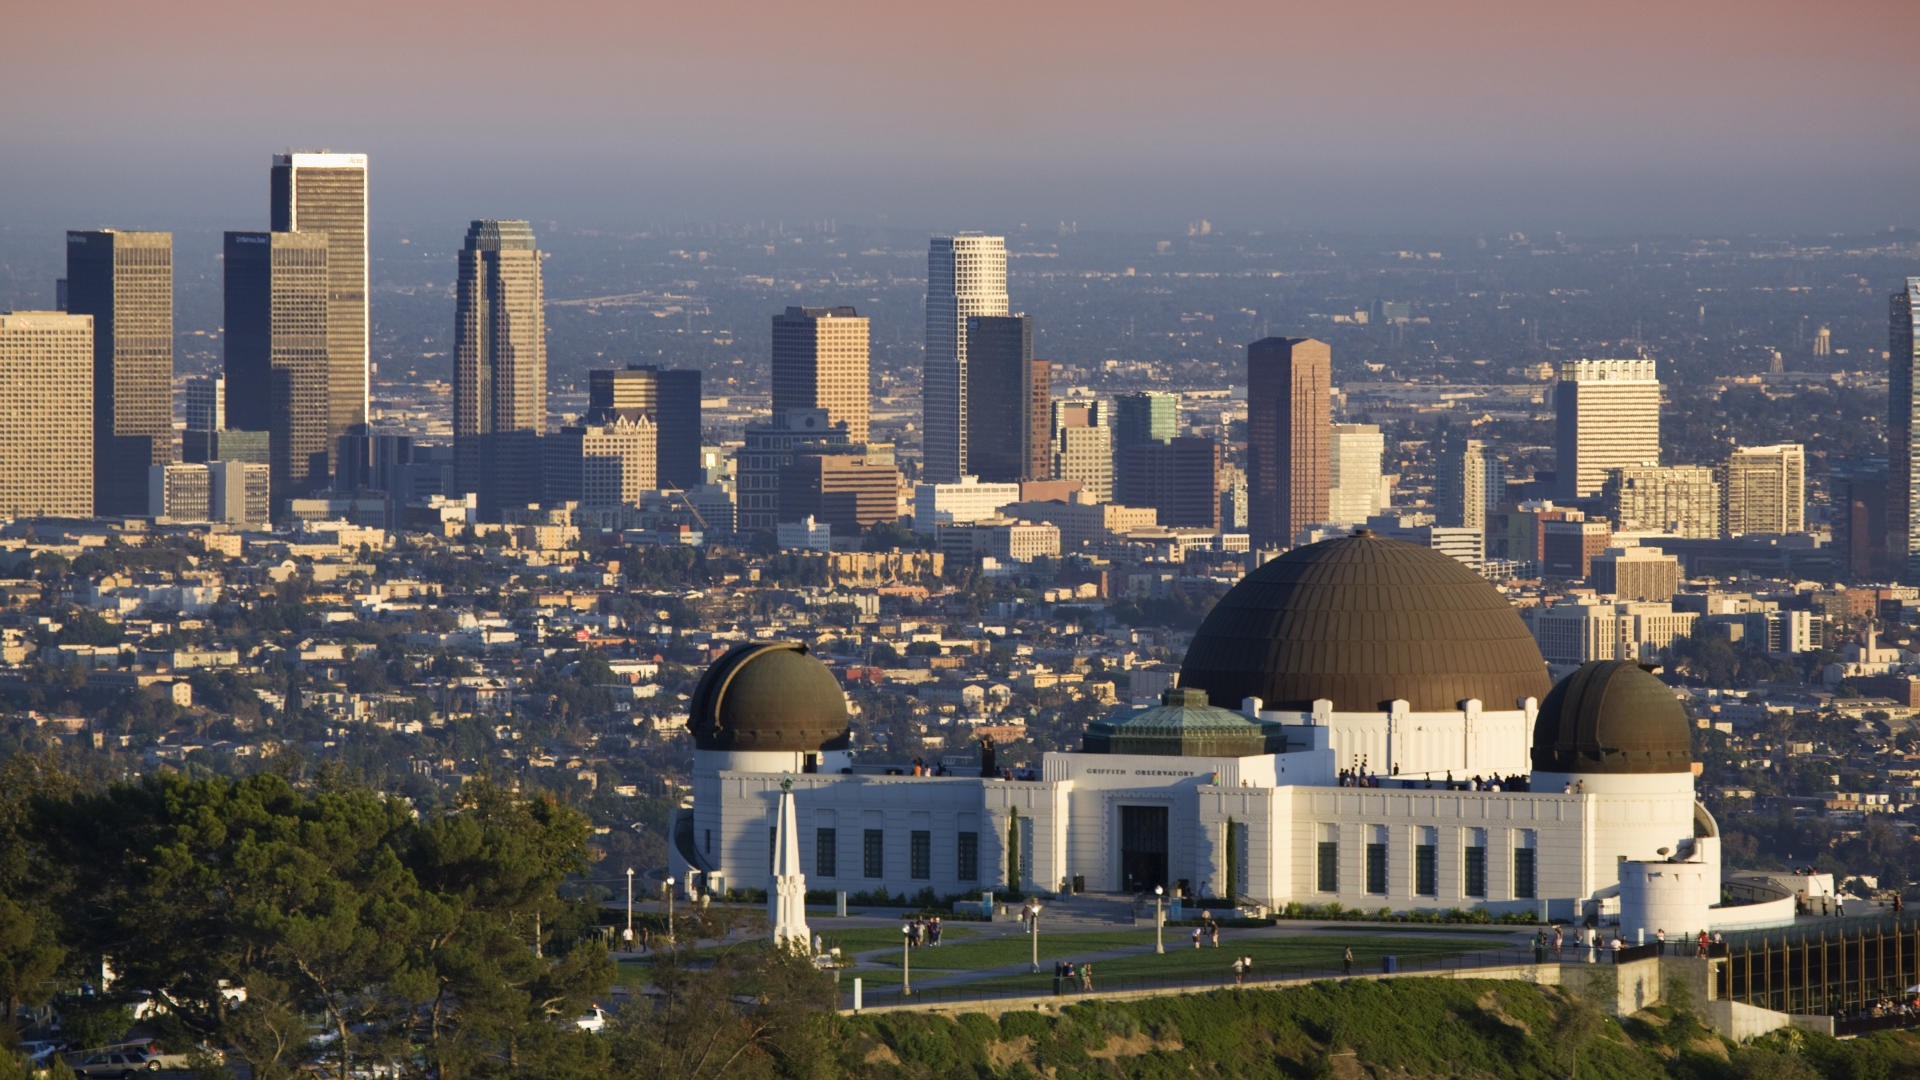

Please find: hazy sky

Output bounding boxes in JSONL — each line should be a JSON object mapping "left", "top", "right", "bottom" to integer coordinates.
{"left": 5, "top": 0, "right": 1918, "bottom": 233}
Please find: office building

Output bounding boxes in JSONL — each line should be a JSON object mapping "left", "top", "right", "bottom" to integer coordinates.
{"left": 1895, "top": 281, "right": 1920, "bottom": 581}
{"left": 184, "top": 376, "right": 224, "bottom": 432}
{"left": 546, "top": 415, "right": 656, "bottom": 509}
{"left": 212, "top": 462, "right": 273, "bottom": 526}
{"left": 779, "top": 451, "right": 900, "bottom": 535}
{"left": 65, "top": 230, "right": 173, "bottom": 516}
{"left": 1523, "top": 599, "right": 1697, "bottom": 668}
{"left": 271, "top": 151, "right": 368, "bottom": 476}
{"left": 1358, "top": 513, "right": 1486, "bottom": 570}
{"left": 593, "top": 365, "right": 704, "bottom": 490}
{"left": 965, "top": 314, "right": 1048, "bottom": 483}
{"left": 1327, "top": 423, "right": 1388, "bottom": 526}
{"left": 773, "top": 306, "right": 869, "bottom": 444}
{"left": 1542, "top": 519, "right": 1613, "bottom": 579}
{"left": 1050, "top": 399, "right": 1113, "bottom": 504}
{"left": 1114, "top": 392, "right": 1177, "bottom": 450}
{"left": 1589, "top": 545, "right": 1681, "bottom": 603}
{"left": 1722, "top": 444, "right": 1805, "bottom": 536}
{"left": 1117, "top": 436, "right": 1221, "bottom": 530}
{"left": 452, "top": 220, "right": 547, "bottom": 518}
{"left": 1833, "top": 459, "right": 1890, "bottom": 580}
{"left": 0, "top": 312, "right": 93, "bottom": 518}
{"left": 589, "top": 366, "right": 655, "bottom": 419}
{"left": 149, "top": 463, "right": 212, "bottom": 521}
{"left": 737, "top": 409, "right": 857, "bottom": 533}
{"left": 1554, "top": 358, "right": 1661, "bottom": 500}
{"left": 182, "top": 429, "right": 270, "bottom": 467}
{"left": 912, "top": 476, "right": 1022, "bottom": 533}
{"left": 924, "top": 233, "right": 1009, "bottom": 483}
{"left": 1604, "top": 464, "right": 1720, "bottom": 538}
{"left": 1438, "top": 438, "right": 1505, "bottom": 534}
{"left": 225, "top": 230, "right": 330, "bottom": 507}
{"left": 1246, "top": 337, "right": 1330, "bottom": 548}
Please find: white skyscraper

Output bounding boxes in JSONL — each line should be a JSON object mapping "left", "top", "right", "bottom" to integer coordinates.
{"left": 1327, "top": 423, "right": 1388, "bottom": 526}
{"left": 1554, "top": 358, "right": 1661, "bottom": 500}
{"left": 271, "top": 151, "right": 369, "bottom": 476}
{"left": 924, "top": 233, "right": 1008, "bottom": 483}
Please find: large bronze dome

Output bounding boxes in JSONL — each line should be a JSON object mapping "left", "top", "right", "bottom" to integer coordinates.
{"left": 1178, "top": 531, "right": 1551, "bottom": 713}
{"left": 688, "top": 642, "right": 852, "bottom": 753}
{"left": 1531, "top": 660, "right": 1693, "bottom": 774}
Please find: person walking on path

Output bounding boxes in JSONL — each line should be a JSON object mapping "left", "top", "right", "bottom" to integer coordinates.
{"left": 1081, "top": 962, "right": 1093, "bottom": 992}
{"left": 1232, "top": 956, "right": 1245, "bottom": 986}
{"left": 1343, "top": 946, "right": 1353, "bottom": 976}
{"left": 1209, "top": 920, "right": 1220, "bottom": 948}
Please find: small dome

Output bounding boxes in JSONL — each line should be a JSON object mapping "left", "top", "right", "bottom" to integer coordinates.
{"left": 688, "top": 642, "right": 851, "bottom": 753}
{"left": 1083, "top": 688, "right": 1285, "bottom": 757}
{"left": 1179, "top": 531, "right": 1551, "bottom": 713}
{"left": 1531, "top": 661, "right": 1692, "bottom": 774}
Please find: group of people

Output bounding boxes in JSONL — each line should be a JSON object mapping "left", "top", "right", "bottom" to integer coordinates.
{"left": 905, "top": 915, "right": 944, "bottom": 948}
{"left": 1843, "top": 996, "right": 1920, "bottom": 1022}
{"left": 1230, "top": 955, "right": 1256, "bottom": 984}
{"left": 1189, "top": 912, "right": 1222, "bottom": 948}
{"left": 1334, "top": 765, "right": 1535, "bottom": 793}
{"left": 1052, "top": 960, "right": 1093, "bottom": 994}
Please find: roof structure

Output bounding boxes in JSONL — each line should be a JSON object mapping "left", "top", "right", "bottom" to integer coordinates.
{"left": 1531, "top": 660, "right": 1694, "bottom": 774}
{"left": 1082, "top": 687, "right": 1287, "bottom": 757}
{"left": 687, "top": 641, "right": 852, "bottom": 753}
{"left": 1178, "top": 530, "right": 1552, "bottom": 713}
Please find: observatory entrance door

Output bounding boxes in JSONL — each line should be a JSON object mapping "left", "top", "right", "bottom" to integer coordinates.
{"left": 1118, "top": 805, "right": 1169, "bottom": 892}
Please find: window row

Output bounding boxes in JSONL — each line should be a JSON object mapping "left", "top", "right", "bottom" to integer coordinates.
{"left": 811, "top": 827, "right": 979, "bottom": 882}
{"left": 1319, "top": 829, "right": 1537, "bottom": 901}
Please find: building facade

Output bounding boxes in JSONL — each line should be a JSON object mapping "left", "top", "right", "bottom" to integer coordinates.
{"left": 923, "top": 233, "right": 1009, "bottom": 483}
{"left": 1116, "top": 436, "right": 1221, "bottom": 530}
{"left": 1722, "top": 444, "right": 1805, "bottom": 536}
{"left": 1555, "top": 358, "right": 1661, "bottom": 501}
{"left": 1438, "top": 438, "right": 1504, "bottom": 534}
{"left": 453, "top": 220, "right": 547, "bottom": 519}
{"left": 0, "top": 313, "right": 93, "bottom": 518}
{"left": 1327, "top": 423, "right": 1388, "bottom": 526}
{"left": 965, "top": 314, "right": 1048, "bottom": 483}
{"left": 1247, "top": 337, "right": 1330, "bottom": 548}
{"left": 271, "top": 151, "right": 368, "bottom": 478}
{"left": 1050, "top": 399, "right": 1112, "bottom": 504}
{"left": 65, "top": 230, "right": 173, "bottom": 516}
{"left": 545, "top": 415, "right": 657, "bottom": 509}
{"left": 737, "top": 409, "right": 855, "bottom": 534}
{"left": 1605, "top": 464, "right": 1721, "bottom": 538}
{"left": 184, "top": 375, "right": 224, "bottom": 433}
{"left": 773, "top": 306, "right": 869, "bottom": 444}
{"left": 224, "top": 230, "right": 331, "bottom": 510}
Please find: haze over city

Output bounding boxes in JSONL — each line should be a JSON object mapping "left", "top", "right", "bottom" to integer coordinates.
{"left": 5, "top": 0, "right": 1918, "bottom": 232}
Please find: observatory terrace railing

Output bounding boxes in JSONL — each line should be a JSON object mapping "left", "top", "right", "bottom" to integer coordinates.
{"left": 1717, "top": 913, "right": 1920, "bottom": 1019}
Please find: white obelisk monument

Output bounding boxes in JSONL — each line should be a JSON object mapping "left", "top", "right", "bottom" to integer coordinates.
{"left": 770, "top": 776, "right": 811, "bottom": 952}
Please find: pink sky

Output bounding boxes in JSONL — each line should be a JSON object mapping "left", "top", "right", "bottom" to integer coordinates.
{"left": 5, "top": 0, "right": 1918, "bottom": 229}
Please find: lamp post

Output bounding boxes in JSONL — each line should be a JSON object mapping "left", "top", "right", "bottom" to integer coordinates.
{"left": 1029, "top": 900, "right": 1044, "bottom": 973}
{"left": 665, "top": 876, "right": 676, "bottom": 949}
{"left": 1155, "top": 885, "right": 1165, "bottom": 954}
{"left": 623, "top": 868, "right": 634, "bottom": 948}
{"left": 901, "top": 922, "right": 912, "bottom": 996}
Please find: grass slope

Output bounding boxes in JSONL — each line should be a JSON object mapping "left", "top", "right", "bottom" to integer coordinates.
{"left": 826, "top": 977, "right": 1920, "bottom": 1079}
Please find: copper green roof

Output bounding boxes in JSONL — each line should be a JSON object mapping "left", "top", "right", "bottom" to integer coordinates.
{"left": 1178, "top": 531, "right": 1551, "bottom": 713}
{"left": 1531, "top": 660, "right": 1693, "bottom": 774}
{"left": 688, "top": 641, "right": 852, "bottom": 753}
{"left": 1083, "top": 688, "right": 1286, "bottom": 757}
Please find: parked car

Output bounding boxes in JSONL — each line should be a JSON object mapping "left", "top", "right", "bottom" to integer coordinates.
{"left": 67, "top": 1049, "right": 159, "bottom": 1078}
{"left": 573, "top": 1005, "right": 607, "bottom": 1033}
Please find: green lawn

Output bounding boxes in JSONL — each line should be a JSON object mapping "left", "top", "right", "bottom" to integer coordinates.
{"left": 815, "top": 926, "right": 982, "bottom": 955}
{"left": 860, "top": 930, "right": 1159, "bottom": 972}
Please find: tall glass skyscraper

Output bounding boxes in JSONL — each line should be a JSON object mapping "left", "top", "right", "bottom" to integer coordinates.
{"left": 223, "top": 230, "right": 330, "bottom": 509}
{"left": 923, "top": 233, "right": 1008, "bottom": 483}
{"left": 65, "top": 230, "right": 173, "bottom": 516}
{"left": 272, "top": 151, "right": 368, "bottom": 480}
{"left": 453, "top": 220, "right": 547, "bottom": 518}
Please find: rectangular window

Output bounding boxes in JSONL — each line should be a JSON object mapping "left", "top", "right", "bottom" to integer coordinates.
{"left": 768, "top": 827, "right": 777, "bottom": 873}
{"left": 1316, "top": 840, "right": 1339, "bottom": 893}
{"left": 957, "top": 831, "right": 979, "bottom": 882}
{"left": 1513, "top": 848, "right": 1537, "bottom": 900}
{"left": 815, "top": 827, "right": 837, "bottom": 878}
{"left": 910, "top": 830, "right": 931, "bottom": 880}
{"left": 1465, "top": 844, "right": 1488, "bottom": 899}
{"left": 863, "top": 828, "right": 884, "bottom": 879}
{"left": 1365, "top": 843, "right": 1388, "bottom": 895}
{"left": 1415, "top": 844, "right": 1438, "bottom": 897}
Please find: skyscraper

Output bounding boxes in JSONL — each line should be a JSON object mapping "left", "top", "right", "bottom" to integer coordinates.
{"left": 1554, "top": 358, "right": 1661, "bottom": 501}
{"left": 1114, "top": 392, "right": 1178, "bottom": 450}
{"left": 1050, "top": 399, "right": 1113, "bottom": 503}
{"left": 546, "top": 415, "right": 656, "bottom": 508}
{"left": 184, "top": 376, "right": 224, "bottom": 432}
{"left": 1327, "top": 423, "right": 1388, "bottom": 526}
{"left": 224, "top": 230, "right": 330, "bottom": 508}
{"left": 1247, "top": 337, "right": 1331, "bottom": 548}
{"left": 965, "top": 314, "right": 1049, "bottom": 483}
{"left": 924, "top": 233, "right": 1008, "bottom": 483}
{"left": 1602, "top": 464, "right": 1720, "bottom": 538}
{"left": 1891, "top": 279, "right": 1920, "bottom": 580}
{"left": 1437, "top": 438, "right": 1506, "bottom": 534}
{"left": 772, "top": 306, "right": 869, "bottom": 443}
{"left": 271, "top": 151, "right": 368, "bottom": 479}
{"left": 1722, "top": 444, "right": 1806, "bottom": 536}
{"left": 453, "top": 219, "right": 547, "bottom": 518}
{"left": 65, "top": 230, "right": 172, "bottom": 516}
{"left": 0, "top": 312, "right": 93, "bottom": 518}
{"left": 586, "top": 365, "right": 703, "bottom": 490}
{"left": 1116, "top": 436, "right": 1221, "bottom": 529}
